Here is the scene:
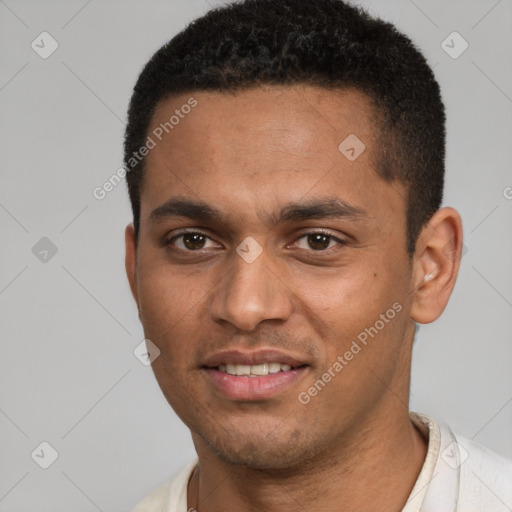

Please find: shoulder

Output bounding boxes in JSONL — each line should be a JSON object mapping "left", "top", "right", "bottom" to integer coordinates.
{"left": 132, "top": 458, "right": 198, "bottom": 512}
{"left": 455, "top": 432, "right": 512, "bottom": 510}
{"left": 132, "top": 481, "right": 173, "bottom": 512}
{"left": 411, "top": 412, "right": 512, "bottom": 511}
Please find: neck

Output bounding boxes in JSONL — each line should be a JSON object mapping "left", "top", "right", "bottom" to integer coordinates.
{"left": 188, "top": 403, "right": 428, "bottom": 512}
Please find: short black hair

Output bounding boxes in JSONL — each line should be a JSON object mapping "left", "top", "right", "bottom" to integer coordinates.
{"left": 124, "top": 0, "right": 445, "bottom": 256}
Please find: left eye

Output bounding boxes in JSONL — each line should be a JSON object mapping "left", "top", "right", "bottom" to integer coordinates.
{"left": 294, "top": 232, "right": 344, "bottom": 251}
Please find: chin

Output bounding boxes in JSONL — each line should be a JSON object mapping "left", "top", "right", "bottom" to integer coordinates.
{"left": 196, "top": 424, "right": 321, "bottom": 471}
{"left": 209, "top": 442, "right": 306, "bottom": 470}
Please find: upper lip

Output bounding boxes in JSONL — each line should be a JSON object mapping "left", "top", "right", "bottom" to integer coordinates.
{"left": 202, "top": 349, "right": 308, "bottom": 368}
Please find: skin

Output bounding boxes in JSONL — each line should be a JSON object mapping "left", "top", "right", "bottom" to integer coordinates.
{"left": 125, "top": 85, "right": 463, "bottom": 511}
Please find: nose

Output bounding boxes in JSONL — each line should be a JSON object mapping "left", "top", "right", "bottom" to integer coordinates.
{"left": 209, "top": 245, "right": 293, "bottom": 332}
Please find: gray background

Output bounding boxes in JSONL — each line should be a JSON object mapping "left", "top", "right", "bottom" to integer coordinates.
{"left": 1, "top": 0, "right": 511, "bottom": 510}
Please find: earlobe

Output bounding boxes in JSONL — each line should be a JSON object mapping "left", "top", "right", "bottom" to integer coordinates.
{"left": 125, "top": 224, "right": 139, "bottom": 308}
{"left": 409, "top": 207, "right": 463, "bottom": 324}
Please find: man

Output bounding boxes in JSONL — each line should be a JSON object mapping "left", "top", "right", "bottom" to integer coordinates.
{"left": 123, "top": 0, "right": 512, "bottom": 510}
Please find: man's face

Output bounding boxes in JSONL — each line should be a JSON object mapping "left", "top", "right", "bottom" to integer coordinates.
{"left": 127, "top": 86, "right": 418, "bottom": 469}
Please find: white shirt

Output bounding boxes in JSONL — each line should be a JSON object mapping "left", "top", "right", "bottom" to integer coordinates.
{"left": 133, "top": 412, "right": 512, "bottom": 512}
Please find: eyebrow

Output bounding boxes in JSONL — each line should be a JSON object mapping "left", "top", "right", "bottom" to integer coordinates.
{"left": 149, "top": 196, "right": 369, "bottom": 226}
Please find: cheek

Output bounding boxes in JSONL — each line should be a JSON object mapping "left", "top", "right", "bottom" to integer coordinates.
{"left": 295, "top": 262, "right": 406, "bottom": 362}
{"left": 139, "top": 275, "right": 179, "bottom": 330}
{"left": 294, "top": 264, "right": 384, "bottom": 322}
{"left": 138, "top": 245, "right": 200, "bottom": 310}
{"left": 136, "top": 260, "right": 199, "bottom": 354}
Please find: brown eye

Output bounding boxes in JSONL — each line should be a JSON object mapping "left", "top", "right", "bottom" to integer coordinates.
{"left": 167, "top": 231, "right": 217, "bottom": 251}
{"left": 182, "top": 233, "right": 207, "bottom": 250}
{"left": 307, "top": 233, "right": 331, "bottom": 251}
{"left": 294, "top": 232, "right": 345, "bottom": 252}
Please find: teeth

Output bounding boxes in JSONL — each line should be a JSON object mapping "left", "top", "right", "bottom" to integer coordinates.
{"left": 251, "top": 363, "right": 268, "bottom": 375}
{"left": 268, "top": 362, "right": 281, "bottom": 373}
{"left": 236, "top": 364, "right": 251, "bottom": 376}
{"left": 217, "top": 362, "right": 295, "bottom": 375}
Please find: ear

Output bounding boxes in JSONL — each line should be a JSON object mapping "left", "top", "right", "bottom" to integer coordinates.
{"left": 125, "top": 223, "right": 139, "bottom": 310}
{"left": 409, "top": 207, "right": 464, "bottom": 324}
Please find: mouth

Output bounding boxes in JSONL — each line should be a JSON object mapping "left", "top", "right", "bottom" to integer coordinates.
{"left": 201, "top": 350, "right": 310, "bottom": 401}
{"left": 213, "top": 362, "right": 305, "bottom": 377}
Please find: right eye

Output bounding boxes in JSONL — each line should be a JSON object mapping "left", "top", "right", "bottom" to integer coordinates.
{"left": 165, "top": 230, "right": 221, "bottom": 252}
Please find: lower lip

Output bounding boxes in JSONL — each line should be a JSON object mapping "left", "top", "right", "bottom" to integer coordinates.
{"left": 203, "top": 367, "right": 308, "bottom": 401}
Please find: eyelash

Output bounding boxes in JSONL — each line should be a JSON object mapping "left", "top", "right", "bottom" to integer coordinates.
{"left": 165, "top": 229, "right": 346, "bottom": 253}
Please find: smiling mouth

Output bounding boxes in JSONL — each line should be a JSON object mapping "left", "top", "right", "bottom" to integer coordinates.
{"left": 203, "top": 360, "right": 309, "bottom": 400}
{"left": 211, "top": 362, "right": 307, "bottom": 377}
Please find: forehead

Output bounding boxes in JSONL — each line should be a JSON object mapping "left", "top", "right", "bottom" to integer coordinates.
{"left": 141, "top": 85, "right": 406, "bottom": 229}
{"left": 149, "top": 85, "right": 376, "bottom": 163}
